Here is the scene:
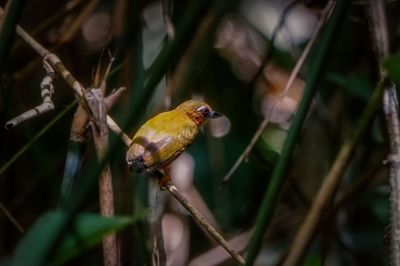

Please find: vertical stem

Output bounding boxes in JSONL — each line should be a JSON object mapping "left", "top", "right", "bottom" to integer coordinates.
{"left": 85, "top": 89, "right": 118, "bottom": 266}
{"left": 383, "top": 84, "right": 400, "bottom": 265}
{"left": 366, "top": 0, "right": 400, "bottom": 264}
{"left": 0, "top": 0, "right": 25, "bottom": 72}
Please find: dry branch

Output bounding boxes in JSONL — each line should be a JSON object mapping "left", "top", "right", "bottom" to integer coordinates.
{"left": 85, "top": 87, "right": 120, "bottom": 266}
{"left": 5, "top": 58, "right": 55, "bottom": 129}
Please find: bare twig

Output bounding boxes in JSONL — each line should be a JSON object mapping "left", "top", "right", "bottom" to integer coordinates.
{"left": 222, "top": 0, "right": 335, "bottom": 183}
{"left": 0, "top": 201, "right": 24, "bottom": 233}
{"left": 165, "top": 182, "right": 245, "bottom": 265}
{"left": 5, "top": 58, "right": 55, "bottom": 129}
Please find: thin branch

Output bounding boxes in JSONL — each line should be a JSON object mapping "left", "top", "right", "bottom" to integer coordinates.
{"left": 222, "top": 0, "right": 335, "bottom": 183}
{"left": 106, "top": 116, "right": 131, "bottom": 146}
{"left": 0, "top": 201, "right": 24, "bottom": 233}
{"left": 248, "top": 0, "right": 300, "bottom": 89}
{"left": 189, "top": 231, "right": 250, "bottom": 265}
{"left": 165, "top": 182, "right": 245, "bottom": 265}
{"left": 5, "top": 58, "right": 55, "bottom": 129}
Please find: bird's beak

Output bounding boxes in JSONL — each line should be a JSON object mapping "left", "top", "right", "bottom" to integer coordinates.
{"left": 209, "top": 111, "right": 223, "bottom": 119}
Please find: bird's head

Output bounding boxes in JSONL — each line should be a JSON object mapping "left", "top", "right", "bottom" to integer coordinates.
{"left": 175, "top": 100, "right": 222, "bottom": 127}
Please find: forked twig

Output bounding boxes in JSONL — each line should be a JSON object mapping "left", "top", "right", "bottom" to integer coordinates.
{"left": 5, "top": 58, "right": 55, "bottom": 129}
{"left": 222, "top": 0, "right": 335, "bottom": 183}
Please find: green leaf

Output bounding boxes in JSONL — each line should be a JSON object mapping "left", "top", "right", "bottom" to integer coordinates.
{"left": 384, "top": 54, "right": 400, "bottom": 83}
{"left": 13, "top": 211, "right": 66, "bottom": 266}
{"left": 256, "top": 125, "right": 287, "bottom": 165}
{"left": 53, "top": 213, "right": 136, "bottom": 264}
{"left": 13, "top": 211, "right": 144, "bottom": 266}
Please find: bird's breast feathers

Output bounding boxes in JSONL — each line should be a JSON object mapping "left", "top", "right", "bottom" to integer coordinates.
{"left": 126, "top": 110, "right": 198, "bottom": 171}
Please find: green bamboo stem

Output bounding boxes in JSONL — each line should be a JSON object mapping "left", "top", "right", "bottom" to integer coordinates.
{"left": 0, "top": 0, "right": 25, "bottom": 72}
{"left": 129, "top": 0, "right": 210, "bottom": 121}
{"left": 244, "top": 1, "right": 348, "bottom": 265}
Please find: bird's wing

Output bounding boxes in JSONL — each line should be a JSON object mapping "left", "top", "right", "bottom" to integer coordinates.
{"left": 127, "top": 111, "right": 198, "bottom": 172}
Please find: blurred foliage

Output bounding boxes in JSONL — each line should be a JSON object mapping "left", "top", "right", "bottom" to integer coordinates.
{"left": 0, "top": 0, "right": 398, "bottom": 265}
{"left": 13, "top": 211, "right": 142, "bottom": 266}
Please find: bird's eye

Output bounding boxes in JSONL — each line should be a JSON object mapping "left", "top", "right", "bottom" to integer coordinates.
{"left": 197, "top": 106, "right": 210, "bottom": 116}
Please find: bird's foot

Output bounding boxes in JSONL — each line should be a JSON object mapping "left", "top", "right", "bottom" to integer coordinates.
{"left": 158, "top": 175, "right": 171, "bottom": 190}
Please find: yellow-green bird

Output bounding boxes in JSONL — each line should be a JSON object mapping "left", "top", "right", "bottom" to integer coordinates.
{"left": 126, "top": 100, "right": 222, "bottom": 186}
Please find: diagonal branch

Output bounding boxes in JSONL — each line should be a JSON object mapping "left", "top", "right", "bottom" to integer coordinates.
{"left": 165, "top": 182, "right": 245, "bottom": 265}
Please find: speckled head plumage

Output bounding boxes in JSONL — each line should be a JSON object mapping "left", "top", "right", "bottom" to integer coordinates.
{"left": 175, "top": 100, "right": 222, "bottom": 127}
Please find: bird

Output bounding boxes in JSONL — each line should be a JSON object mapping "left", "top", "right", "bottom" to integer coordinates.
{"left": 126, "top": 100, "right": 222, "bottom": 187}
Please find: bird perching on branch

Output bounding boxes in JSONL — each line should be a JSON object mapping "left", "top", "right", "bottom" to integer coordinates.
{"left": 126, "top": 100, "right": 222, "bottom": 187}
